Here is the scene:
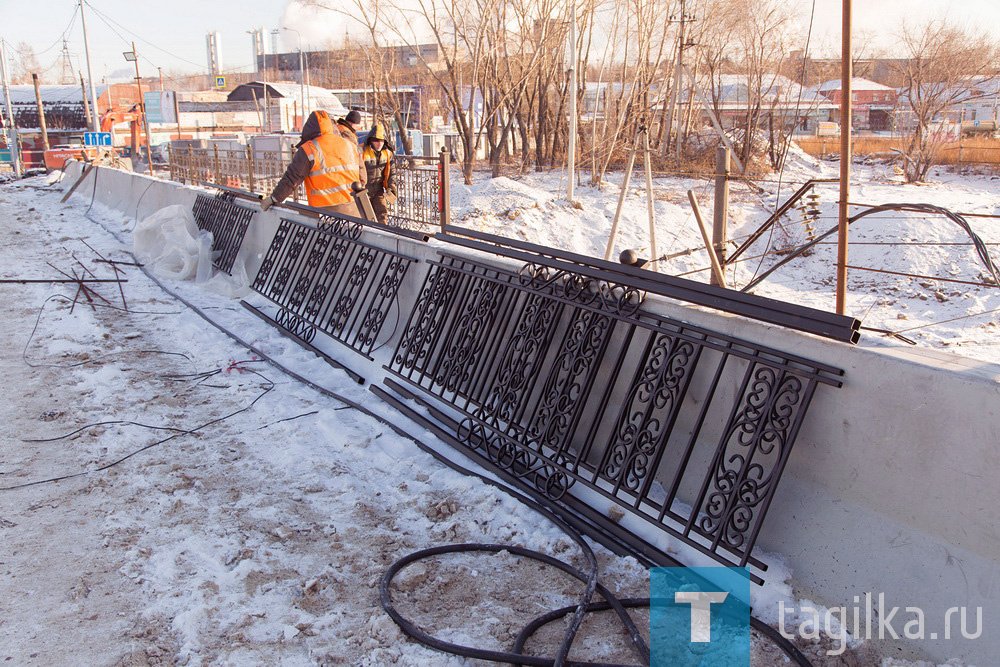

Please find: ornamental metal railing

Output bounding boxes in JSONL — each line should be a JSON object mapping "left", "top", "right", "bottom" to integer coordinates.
{"left": 250, "top": 215, "right": 416, "bottom": 359}
{"left": 377, "top": 246, "right": 845, "bottom": 583}
{"left": 191, "top": 191, "right": 256, "bottom": 274}
{"left": 169, "top": 144, "right": 450, "bottom": 232}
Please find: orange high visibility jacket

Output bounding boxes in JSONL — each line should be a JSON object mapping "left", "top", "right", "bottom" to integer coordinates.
{"left": 300, "top": 111, "right": 360, "bottom": 208}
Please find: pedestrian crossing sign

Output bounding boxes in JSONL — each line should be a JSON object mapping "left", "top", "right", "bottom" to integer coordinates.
{"left": 215, "top": 75, "right": 226, "bottom": 88}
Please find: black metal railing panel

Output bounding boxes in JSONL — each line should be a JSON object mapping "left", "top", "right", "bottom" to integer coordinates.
{"left": 191, "top": 192, "right": 255, "bottom": 275}
{"left": 387, "top": 253, "right": 842, "bottom": 575}
{"left": 388, "top": 156, "right": 442, "bottom": 232}
{"left": 252, "top": 216, "right": 415, "bottom": 358}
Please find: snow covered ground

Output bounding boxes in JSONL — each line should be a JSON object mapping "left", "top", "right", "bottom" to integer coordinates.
{"left": 1, "top": 157, "right": 993, "bottom": 666}
{"left": 451, "top": 153, "right": 1000, "bottom": 363}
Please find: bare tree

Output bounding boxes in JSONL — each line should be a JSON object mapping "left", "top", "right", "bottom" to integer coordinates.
{"left": 893, "top": 20, "right": 1000, "bottom": 182}
{"left": 11, "top": 43, "right": 41, "bottom": 85}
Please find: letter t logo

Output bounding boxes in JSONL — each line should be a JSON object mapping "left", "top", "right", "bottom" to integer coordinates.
{"left": 674, "top": 591, "right": 730, "bottom": 642}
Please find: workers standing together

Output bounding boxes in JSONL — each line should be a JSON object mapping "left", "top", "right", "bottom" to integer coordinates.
{"left": 262, "top": 109, "right": 399, "bottom": 225}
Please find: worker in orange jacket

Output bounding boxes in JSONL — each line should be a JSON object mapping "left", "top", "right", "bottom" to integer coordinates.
{"left": 362, "top": 123, "right": 397, "bottom": 224}
{"left": 261, "top": 109, "right": 363, "bottom": 217}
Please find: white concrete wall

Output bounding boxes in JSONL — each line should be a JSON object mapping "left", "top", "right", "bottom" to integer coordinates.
{"left": 62, "top": 163, "right": 1000, "bottom": 663}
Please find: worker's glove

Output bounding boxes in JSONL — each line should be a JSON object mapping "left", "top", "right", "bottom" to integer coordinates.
{"left": 260, "top": 195, "right": 274, "bottom": 211}
{"left": 385, "top": 191, "right": 398, "bottom": 206}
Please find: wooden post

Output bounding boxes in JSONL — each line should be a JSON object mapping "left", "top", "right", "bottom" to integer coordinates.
{"left": 439, "top": 147, "right": 451, "bottom": 230}
{"left": 79, "top": 73, "right": 92, "bottom": 129}
{"left": 688, "top": 190, "right": 728, "bottom": 289}
{"left": 131, "top": 42, "right": 154, "bottom": 177}
{"left": 173, "top": 92, "right": 182, "bottom": 142}
{"left": 642, "top": 130, "right": 659, "bottom": 271}
{"left": 32, "top": 73, "right": 50, "bottom": 152}
{"left": 836, "top": 0, "right": 853, "bottom": 315}
{"left": 213, "top": 144, "right": 220, "bottom": 184}
{"left": 604, "top": 132, "right": 640, "bottom": 261}
{"left": 246, "top": 145, "right": 255, "bottom": 193}
{"left": 712, "top": 146, "right": 730, "bottom": 286}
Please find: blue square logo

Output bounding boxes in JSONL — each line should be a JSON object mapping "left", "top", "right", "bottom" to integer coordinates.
{"left": 650, "top": 567, "right": 753, "bottom": 666}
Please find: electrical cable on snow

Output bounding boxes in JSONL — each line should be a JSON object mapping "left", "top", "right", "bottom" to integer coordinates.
{"left": 60, "top": 170, "right": 814, "bottom": 666}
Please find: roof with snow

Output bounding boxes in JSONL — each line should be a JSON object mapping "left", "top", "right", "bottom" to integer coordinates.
{"left": 228, "top": 81, "right": 347, "bottom": 114}
{"left": 816, "top": 78, "right": 894, "bottom": 92}
{"left": 4, "top": 84, "right": 110, "bottom": 105}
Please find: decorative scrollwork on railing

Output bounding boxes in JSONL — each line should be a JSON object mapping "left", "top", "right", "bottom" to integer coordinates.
{"left": 317, "top": 215, "right": 363, "bottom": 240}
{"left": 251, "top": 218, "right": 415, "bottom": 357}
{"left": 697, "top": 367, "right": 804, "bottom": 552}
{"left": 275, "top": 308, "right": 317, "bottom": 344}
{"left": 601, "top": 334, "right": 699, "bottom": 493}
{"left": 191, "top": 193, "right": 255, "bottom": 274}
{"left": 517, "top": 262, "right": 645, "bottom": 317}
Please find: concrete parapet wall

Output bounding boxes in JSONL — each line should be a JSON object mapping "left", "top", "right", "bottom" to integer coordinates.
{"left": 61, "top": 163, "right": 1000, "bottom": 663}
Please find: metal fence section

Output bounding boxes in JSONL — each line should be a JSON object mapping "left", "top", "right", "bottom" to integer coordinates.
{"left": 250, "top": 215, "right": 416, "bottom": 359}
{"left": 380, "top": 252, "right": 843, "bottom": 581}
{"left": 388, "top": 153, "right": 449, "bottom": 232}
{"left": 191, "top": 191, "right": 256, "bottom": 274}
{"left": 170, "top": 145, "right": 449, "bottom": 231}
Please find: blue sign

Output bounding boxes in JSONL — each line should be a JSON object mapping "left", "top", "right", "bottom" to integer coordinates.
{"left": 215, "top": 75, "right": 226, "bottom": 88}
{"left": 84, "top": 132, "right": 112, "bottom": 147}
{"left": 650, "top": 567, "right": 753, "bottom": 665}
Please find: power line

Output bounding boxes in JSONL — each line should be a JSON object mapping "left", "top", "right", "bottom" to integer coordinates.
{"left": 4, "top": 5, "right": 79, "bottom": 57}
{"left": 83, "top": 0, "right": 208, "bottom": 72}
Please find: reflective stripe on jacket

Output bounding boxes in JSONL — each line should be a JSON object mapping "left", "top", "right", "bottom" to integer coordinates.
{"left": 362, "top": 145, "right": 393, "bottom": 196}
{"left": 301, "top": 111, "right": 360, "bottom": 208}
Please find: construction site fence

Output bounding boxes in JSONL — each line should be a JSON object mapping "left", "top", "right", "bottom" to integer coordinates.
{"left": 794, "top": 135, "right": 1000, "bottom": 165}
{"left": 167, "top": 144, "right": 450, "bottom": 232}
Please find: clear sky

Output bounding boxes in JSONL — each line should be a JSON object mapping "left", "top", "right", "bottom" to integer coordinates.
{"left": 2, "top": 0, "right": 999, "bottom": 86}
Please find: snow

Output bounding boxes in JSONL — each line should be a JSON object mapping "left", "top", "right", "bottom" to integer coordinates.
{"left": 1, "top": 157, "right": 992, "bottom": 666}
{"left": 454, "top": 157, "right": 1000, "bottom": 365}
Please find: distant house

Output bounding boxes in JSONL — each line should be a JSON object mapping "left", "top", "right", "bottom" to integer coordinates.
{"left": 687, "top": 74, "right": 838, "bottom": 134}
{"left": 811, "top": 78, "right": 898, "bottom": 131}
{"left": 226, "top": 82, "right": 347, "bottom": 132}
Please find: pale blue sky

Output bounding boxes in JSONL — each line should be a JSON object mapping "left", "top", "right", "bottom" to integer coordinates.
{"left": 1, "top": 0, "right": 999, "bottom": 86}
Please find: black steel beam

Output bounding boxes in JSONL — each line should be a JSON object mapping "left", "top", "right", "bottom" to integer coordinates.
{"left": 437, "top": 228, "right": 861, "bottom": 344}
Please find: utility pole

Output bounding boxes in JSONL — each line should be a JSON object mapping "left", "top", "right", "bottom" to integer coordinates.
{"left": 662, "top": 0, "right": 690, "bottom": 159}
{"left": 129, "top": 43, "right": 154, "bottom": 177}
{"left": 1, "top": 41, "right": 22, "bottom": 177}
{"left": 79, "top": 73, "right": 92, "bottom": 129}
{"left": 836, "top": 0, "right": 852, "bottom": 314}
{"left": 298, "top": 48, "right": 305, "bottom": 130}
{"left": 79, "top": 0, "right": 101, "bottom": 132}
{"left": 674, "top": 0, "right": 690, "bottom": 166}
{"left": 32, "top": 73, "right": 49, "bottom": 151}
{"left": 566, "top": 0, "right": 577, "bottom": 202}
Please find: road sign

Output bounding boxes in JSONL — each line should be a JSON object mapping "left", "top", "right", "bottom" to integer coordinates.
{"left": 215, "top": 75, "right": 226, "bottom": 89}
{"left": 83, "top": 132, "right": 112, "bottom": 147}
{"left": 144, "top": 91, "right": 176, "bottom": 124}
